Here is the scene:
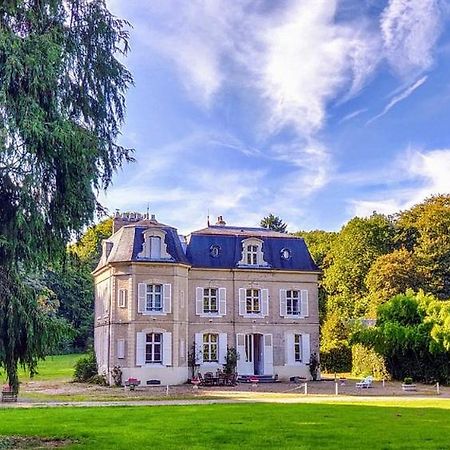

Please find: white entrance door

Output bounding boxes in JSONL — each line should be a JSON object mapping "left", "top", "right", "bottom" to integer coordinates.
{"left": 263, "top": 334, "right": 273, "bottom": 375}
{"left": 236, "top": 333, "right": 254, "bottom": 375}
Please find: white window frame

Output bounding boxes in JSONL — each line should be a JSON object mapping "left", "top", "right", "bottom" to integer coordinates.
{"left": 239, "top": 287, "right": 269, "bottom": 318}
{"left": 138, "top": 283, "right": 171, "bottom": 316}
{"left": 196, "top": 287, "right": 226, "bottom": 317}
{"left": 280, "top": 289, "right": 309, "bottom": 318}
{"left": 145, "top": 332, "right": 162, "bottom": 364}
{"left": 246, "top": 288, "right": 261, "bottom": 314}
{"left": 203, "top": 288, "right": 218, "bottom": 314}
{"left": 118, "top": 288, "right": 128, "bottom": 308}
{"left": 285, "top": 332, "right": 311, "bottom": 366}
{"left": 145, "top": 284, "right": 163, "bottom": 312}
{"left": 287, "top": 290, "right": 301, "bottom": 316}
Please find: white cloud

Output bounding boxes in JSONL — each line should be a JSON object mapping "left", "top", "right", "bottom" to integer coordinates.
{"left": 348, "top": 148, "right": 450, "bottom": 217}
{"left": 338, "top": 108, "right": 368, "bottom": 123}
{"left": 366, "top": 75, "right": 428, "bottom": 124}
{"left": 381, "top": 0, "right": 443, "bottom": 75}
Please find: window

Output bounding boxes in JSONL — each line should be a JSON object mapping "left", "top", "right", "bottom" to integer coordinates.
{"left": 238, "top": 238, "right": 268, "bottom": 267}
{"left": 196, "top": 287, "right": 226, "bottom": 316}
{"left": 203, "top": 333, "right": 218, "bottom": 362}
{"left": 286, "top": 290, "right": 300, "bottom": 315}
{"left": 118, "top": 289, "right": 128, "bottom": 308}
{"left": 145, "top": 333, "right": 162, "bottom": 363}
{"left": 138, "top": 283, "right": 171, "bottom": 315}
{"left": 294, "top": 334, "right": 302, "bottom": 362}
{"left": 203, "top": 288, "right": 218, "bottom": 313}
{"left": 137, "top": 229, "right": 172, "bottom": 260}
{"left": 246, "top": 289, "right": 260, "bottom": 314}
{"left": 210, "top": 245, "right": 220, "bottom": 257}
{"left": 246, "top": 245, "right": 258, "bottom": 265}
{"left": 280, "top": 289, "right": 308, "bottom": 318}
{"left": 150, "top": 236, "right": 161, "bottom": 258}
{"left": 146, "top": 284, "right": 162, "bottom": 312}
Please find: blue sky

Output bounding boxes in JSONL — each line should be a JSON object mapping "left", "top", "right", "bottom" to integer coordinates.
{"left": 101, "top": 0, "right": 450, "bottom": 234}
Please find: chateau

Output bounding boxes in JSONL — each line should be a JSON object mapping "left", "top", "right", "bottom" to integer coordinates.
{"left": 93, "top": 212, "right": 320, "bottom": 385}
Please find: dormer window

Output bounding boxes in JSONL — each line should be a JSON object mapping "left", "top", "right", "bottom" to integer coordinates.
{"left": 237, "top": 238, "right": 269, "bottom": 267}
{"left": 246, "top": 245, "right": 258, "bottom": 265}
{"left": 137, "top": 229, "right": 172, "bottom": 260}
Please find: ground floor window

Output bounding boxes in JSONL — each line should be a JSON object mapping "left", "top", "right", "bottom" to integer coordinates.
{"left": 245, "top": 334, "right": 253, "bottom": 362}
{"left": 203, "top": 333, "right": 218, "bottom": 362}
{"left": 294, "top": 334, "right": 302, "bottom": 362}
{"left": 145, "top": 333, "right": 162, "bottom": 363}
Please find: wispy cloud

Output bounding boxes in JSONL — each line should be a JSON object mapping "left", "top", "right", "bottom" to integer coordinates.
{"left": 348, "top": 148, "right": 450, "bottom": 217}
{"left": 381, "top": 0, "right": 444, "bottom": 75}
{"left": 366, "top": 75, "right": 428, "bottom": 124}
{"left": 339, "top": 108, "right": 368, "bottom": 124}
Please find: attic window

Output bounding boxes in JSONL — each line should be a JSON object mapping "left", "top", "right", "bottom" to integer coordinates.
{"left": 137, "top": 229, "right": 172, "bottom": 260}
{"left": 281, "top": 248, "right": 291, "bottom": 260}
{"left": 237, "top": 238, "right": 269, "bottom": 267}
{"left": 210, "top": 245, "right": 221, "bottom": 258}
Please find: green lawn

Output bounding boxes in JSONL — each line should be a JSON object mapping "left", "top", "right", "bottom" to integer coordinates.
{"left": 2, "top": 353, "right": 83, "bottom": 383}
{"left": 1, "top": 401, "right": 450, "bottom": 449}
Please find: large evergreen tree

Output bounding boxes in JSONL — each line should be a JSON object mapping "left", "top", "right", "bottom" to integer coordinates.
{"left": 260, "top": 214, "right": 287, "bottom": 233}
{"left": 0, "top": 1, "right": 132, "bottom": 391}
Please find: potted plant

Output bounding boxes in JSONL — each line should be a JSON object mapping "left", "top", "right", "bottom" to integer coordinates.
{"left": 402, "top": 377, "right": 416, "bottom": 391}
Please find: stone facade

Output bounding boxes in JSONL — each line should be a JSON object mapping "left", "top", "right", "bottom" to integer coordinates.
{"left": 93, "top": 213, "right": 320, "bottom": 386}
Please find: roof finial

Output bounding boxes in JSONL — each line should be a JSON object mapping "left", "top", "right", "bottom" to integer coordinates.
{"left": 207, "top": 208, "right": 210, "bottom": 227}
{"left": 146, "top": 203, "right": 150, "bottom": 219}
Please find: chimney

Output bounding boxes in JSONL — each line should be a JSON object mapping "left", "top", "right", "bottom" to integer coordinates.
{"left": 216, "top": 215, "right": 226, "bottom": 226}
{"left": 112, "top": 210, "right": 143, "bottom": 233}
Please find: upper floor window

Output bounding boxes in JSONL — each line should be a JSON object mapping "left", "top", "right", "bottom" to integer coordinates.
{"left": 203, "top": 333, "right": 218, "bottom": 362}
{"left": 203, "top": 288, "right": 218, "bottom": 313}
{"left": 145, "top": 333, "right": 162, "bottom": 363}
{"left": 238, "top": 287, "right": 269, "bottom": 317}
{"left": 246, "top": 289, "right": 260, "bottom": 314}
{"left": 195, "top": 287, "right": 226, "bottom": 316}
{"left": 280, "top": 289, "right": 309, "bottom": 318}
{"left": 146, "top": 284, "right": 162, "bottom": 312}
{"left": 286, "top": 290, "right": 300, "bottom": 315}
{"left": 237, "top": 238, "right": 269, "bottom": 267}
{"left": 138, "top": 283, "right": 172, "bottom": 315}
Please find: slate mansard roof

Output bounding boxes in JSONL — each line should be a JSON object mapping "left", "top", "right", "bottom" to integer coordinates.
{"left": 95, "top": 219, "right": 319, "bottom": 273}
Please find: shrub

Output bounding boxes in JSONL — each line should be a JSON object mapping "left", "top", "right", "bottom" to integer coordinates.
{"left": 223, "top": 347, "right": 239, "bottom": 375}
{"left": 73, "top": 351, "right": 98, "bottom": 383}
{"left": 352, "top": 344, "right": 389, "bottom": 380}
{"left": 403, "top": 377, "right": 413, "bottom": 385}
{"left": 320, "top": 345, "right": 352, "bottom": 374}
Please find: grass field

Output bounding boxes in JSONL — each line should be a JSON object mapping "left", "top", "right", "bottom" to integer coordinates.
{"left": 1, "top": 401, "right": 450, "bottom": 449}
{"left": 2, "top": 353, "right": 82, "bottom": 383}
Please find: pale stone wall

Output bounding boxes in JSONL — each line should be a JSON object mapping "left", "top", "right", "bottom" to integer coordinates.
{"left": 94, "top": 262, "right": 319, "bottom": 384}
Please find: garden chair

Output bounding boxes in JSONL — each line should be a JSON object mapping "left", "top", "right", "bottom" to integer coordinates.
{"left": 203, "top": 372, "right": 215, "bottom": 386}
{"left": 356, "top": 376, "right": 373, "bottom": 389}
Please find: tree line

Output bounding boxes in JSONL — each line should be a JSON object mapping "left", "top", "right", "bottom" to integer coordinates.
{"left": 295, "top": 194, "right": 450, "bottom": 382}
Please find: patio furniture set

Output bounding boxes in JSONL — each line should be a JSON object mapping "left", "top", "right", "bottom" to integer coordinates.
{"left": 191, "top": 371, "right": 237, "bottom": 387}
